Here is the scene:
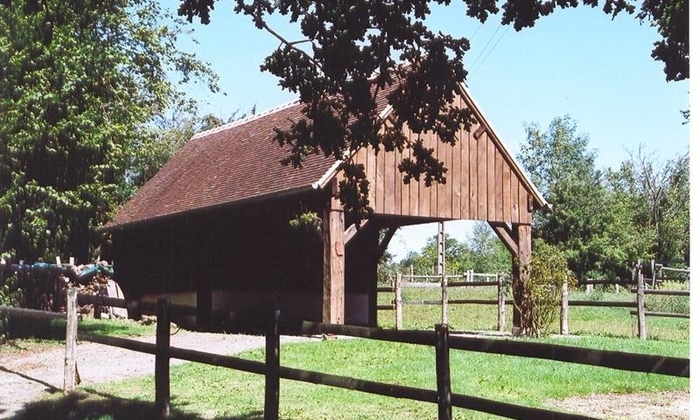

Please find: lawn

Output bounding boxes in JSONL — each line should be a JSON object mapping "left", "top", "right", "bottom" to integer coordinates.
{"left": 5, "top": 284, "right": 689, "bottom": 419}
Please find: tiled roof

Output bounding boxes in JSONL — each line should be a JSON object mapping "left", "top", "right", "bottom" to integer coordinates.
{"left": 106, "top": 101, "right": 340, "bottom": 229}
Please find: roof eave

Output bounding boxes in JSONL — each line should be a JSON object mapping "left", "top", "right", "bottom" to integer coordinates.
{"left": 101, "top": 184, "right": 317, "bottom": 233}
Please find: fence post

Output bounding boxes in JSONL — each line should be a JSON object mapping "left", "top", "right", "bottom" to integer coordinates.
{"left": 636, "top": 261, "right": 647, "bottom": 340}
{"left": 441, "top": 271, "right": 448, "bottom": 326}
{"left": 435, "top": 323, "right": 452, "bottom": 420}
{"left": 64, "top": 287, "right": 78, "bottom": 394}
{"left": 265, "top": 309, "right": 281, "bottom": 420}
{"left": 560, "top": 280, "right": 569, "bottom": 335}
{"left": 497, "top": 274, "right": 505, "bottom": 332}
{"left": 155, "top": 298, "right": 171, "bottom": 418}
{"left": 395, "top": 273, "right": 403, "bottom": 330}
{"left": 437, "top": 222, "right": 448, "bottom": 326}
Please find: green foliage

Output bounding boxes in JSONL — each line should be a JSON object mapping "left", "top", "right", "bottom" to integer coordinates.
{"left": 468, "top": 222, "right": 510, "bottom": 274}
{"left": 0, "top": 0, "right": 218, "bottom": 262}
{"left": 606, "top": 149, "right": 690, "bottom": 267}
{"left": 517, "top": 116, "right": 684, "bottom": 280}
{"left": 176, "top": 0, "right": 686, "bottom": 218}
{"left": 390, "top": 222, "right": 509, "bottom": 277}
{"left": 524, "top": 239, "right": 575, "bottom": 336}
{"left": 287, "top": 210, "right": 322, "bottom": 233}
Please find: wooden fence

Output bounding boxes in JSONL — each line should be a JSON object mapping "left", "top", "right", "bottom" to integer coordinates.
{"left": 3, "top": 290, "right": 687, "bottom": 420}
{"left": 560, "top": 260, "right": 690, "bottom": 339}
{"left": 379, "top": 271, "right": 509, "bottom": 331}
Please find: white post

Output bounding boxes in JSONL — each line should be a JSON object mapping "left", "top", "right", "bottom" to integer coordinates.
{"left": 64, "top": 287, "right": 78, "bottom": 394}
{"left": 438, "top": 222, "right": 448, "bottom": 325}
{"left": 395, "top": 273, "right": 403, "bottom": 330}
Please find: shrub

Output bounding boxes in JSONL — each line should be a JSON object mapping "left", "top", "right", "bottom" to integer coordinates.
{"left": 518, "top": 240, "right": 576, "bottom": 336}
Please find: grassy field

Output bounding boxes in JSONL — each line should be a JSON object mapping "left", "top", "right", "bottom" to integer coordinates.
{"left": 377, "top": 283, "right": 689, "bottom": 342}
{"left": 20, "top": 334, "right": 687, "bottom": 420}
{"left": 6, "top": 284, "right": 690, "bottom": 419}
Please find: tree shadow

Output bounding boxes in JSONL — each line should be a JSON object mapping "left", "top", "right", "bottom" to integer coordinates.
{"left": 6, "top": 390, "right": 265, "bottom": 420}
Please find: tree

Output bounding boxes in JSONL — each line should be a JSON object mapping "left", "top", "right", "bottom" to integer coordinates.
{"left": 0, "top": 0, "right": 218, "bottom": 262}
{"left": 607, "top": 149, "right": 689, "bottom": 266}
{"left": 399, "top": 234, "right": 472, "bottom": 275}
{"left": 518, "top": 117, "right": 646, "bottom": 279}
{"left": 176, "top": 0, "right": 688, "bottom": 218}
{"left": 467, "top": 222, "right": 510, "bottom": 274}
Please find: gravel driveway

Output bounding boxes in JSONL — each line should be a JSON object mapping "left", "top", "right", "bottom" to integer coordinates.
{"left": 0, "top": 331, "right": 313, "bottom": 419}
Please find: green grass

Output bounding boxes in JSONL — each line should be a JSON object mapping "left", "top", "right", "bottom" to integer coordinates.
{"left": 7, "top": 285, "right": 689, "bottom": 419}
{"left": 378, "top": 285, "right": 689, "bottom": 342}
{"left": 51, "top": 336, "right": 685, "bottom": 420}
{"left": 78, "top": 317, "right": 156, "bottom": 337}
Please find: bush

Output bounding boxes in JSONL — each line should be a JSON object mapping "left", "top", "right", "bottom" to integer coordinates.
{"left": 518, "top": 240, "right": 576, "bottom": 336}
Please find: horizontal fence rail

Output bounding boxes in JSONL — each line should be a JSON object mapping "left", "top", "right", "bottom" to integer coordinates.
{"left": 562, "top": 261, "right": 690, "bottom": 339}
{"left": 384, "top": 271, "right": 509, "bottom": 331}
{"left": 300, "top": 321, "right": 689, "bottom": 378}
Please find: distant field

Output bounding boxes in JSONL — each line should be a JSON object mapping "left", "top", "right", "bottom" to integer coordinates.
{"left": 377, "top": 283, "right": 689, "bottom": 342}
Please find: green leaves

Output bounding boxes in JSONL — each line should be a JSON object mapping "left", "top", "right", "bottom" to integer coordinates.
{"left": 0, "top": 0, "right": 218, "bottom": 262}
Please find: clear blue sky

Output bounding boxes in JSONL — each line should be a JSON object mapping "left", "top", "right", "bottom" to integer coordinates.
{"left": 165, "top": 1, "right": 690, "bottom": 261}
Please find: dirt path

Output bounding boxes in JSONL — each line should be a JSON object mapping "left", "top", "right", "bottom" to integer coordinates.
{"left": 0, "top": 331, "right": 312, "bottom": 419}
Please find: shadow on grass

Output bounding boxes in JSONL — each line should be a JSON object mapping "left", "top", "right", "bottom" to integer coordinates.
{"left": 7, "top": 390, "right": 265, "bottom": 420}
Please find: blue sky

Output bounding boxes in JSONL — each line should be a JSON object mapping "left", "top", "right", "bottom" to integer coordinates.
{"left": 165, "top": 1, "right": 690, "bottom": 261}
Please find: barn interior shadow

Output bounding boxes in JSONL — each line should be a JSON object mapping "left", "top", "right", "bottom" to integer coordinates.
{"left": 8, "top": 389, "right": 266, "bottom": 420}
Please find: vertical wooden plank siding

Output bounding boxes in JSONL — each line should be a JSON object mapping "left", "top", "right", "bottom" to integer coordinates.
{"left": 408, "top": 131, "right": 420, "bottom": 216}
{"left": 438, "top": 132, "right": 450, "bottom": 218}
{"left": 365, "top": 148, "right": 377, "bottom": 210}
{"left": 394, "top": 143, "right": 403, "bottom": 216}
{"left": 351, "top": 96, "right": 538, "bottom": 226}
{"left": 486, "top": 137, "right": 496, "bottom": 221}
{"left": 477, "top": 133, "right": 487, "bottom": 220}
{"left": 519, "top": 184, "right": 531, "bottom": 224}
{"left": 384, "top": 140, "right": 396, "bottom": 215}
{"left": 510, "top": 167, "right": 520, "bottom": 223}
{"left": 494, "top": 150, "right": 504, "bottom": 221}
{"left": 469, "top": 129, "right": 478, "bottom": 219}
{"left": 501, "top": 162, "right": 512, "bottom": 223}
{"left": 452, "top": 125, "right": 462, "bottom": 219}
{"left": 375, "top": 143, "right": 386, "bottom": 214}
{"left": 459, "top": 125, "right": 470, "bottom": 219}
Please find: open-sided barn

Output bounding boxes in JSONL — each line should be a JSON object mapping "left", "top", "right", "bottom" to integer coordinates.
{"left": 103, "top": 83, "right": 548, "bottom": 332}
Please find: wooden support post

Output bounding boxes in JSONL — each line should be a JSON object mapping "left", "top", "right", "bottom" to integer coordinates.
{"left": 497, "top": 274, "right": 505, "bottom": 332}
{"left": 323, "top": 180, "right": 345, "bottom": 324}
{"left": 560, "top": 279, "right": 569, "bottom": 335}
{"left": 395, "top": 273, "right": 403, "bottom": 330}
{"left": 511, "top": 224, "right": 532, "bottom": 336}
{"left": 155, "top": 298, "right": 171, "bottom": 418}
{"left": 435, "top": 323, "right": 452, "bottom": 420}
{"left": 636, "top": 261, "right": 647, "bottom": 340}
{"left": 265, "top": 309, "right": 281, "bottom": 420}
{"left": 64, "top": 287, "right": 78, "bottom": 394}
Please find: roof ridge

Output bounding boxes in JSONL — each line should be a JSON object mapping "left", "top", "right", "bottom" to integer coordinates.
{"left": 191, "top": 99, "right": 301, "bottom": 140}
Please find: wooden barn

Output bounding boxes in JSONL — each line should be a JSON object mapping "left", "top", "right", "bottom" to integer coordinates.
{"left": 103, "top": 83, "right": 548, "bottom": 332}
